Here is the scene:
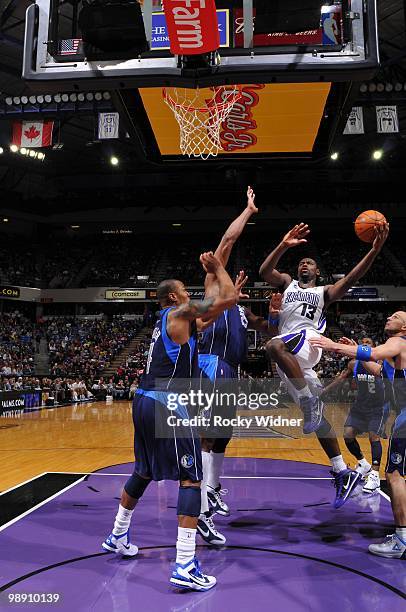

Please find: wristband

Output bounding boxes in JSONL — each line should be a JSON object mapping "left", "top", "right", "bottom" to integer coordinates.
{"left": 356, "top": 344, "right": 372, "bottom": 361}
{"left": 268, "top": 316, "right": 279, "bottom": 326}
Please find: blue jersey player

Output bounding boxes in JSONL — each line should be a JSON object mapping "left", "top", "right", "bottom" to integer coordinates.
{"left": 196, "top": 188, "right": 279, "bottom": 545}
{"left": 310, "top": 311, "right": 406, "bottom": 559}
{"left": 321, "top": 336, "right": 390, "bottom": 494}
{"left": 102, "top": 251, "right": 236, "bottom": 591}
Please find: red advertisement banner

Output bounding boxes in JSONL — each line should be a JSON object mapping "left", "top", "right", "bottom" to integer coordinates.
{"left": 163, "top": 0, "right": 220, "bottom": 55}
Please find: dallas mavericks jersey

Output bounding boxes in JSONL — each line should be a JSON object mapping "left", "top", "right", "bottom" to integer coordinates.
{"left": 392, "top": 337, "right": 406, "bottom": 412}
{"left": 139, "top": 307, "right": 199, "bottom": 391}
{"left": 394, "top": 368, "right": 406, "bottom": 411}
{"left": 278, "top": 280, "right": 326, "bottom": 336}
{"left": 353, "top": 360, "right": 384, "bottom": 408}
{"left": 199, "top": 305, "right": 248, "bottom": 369}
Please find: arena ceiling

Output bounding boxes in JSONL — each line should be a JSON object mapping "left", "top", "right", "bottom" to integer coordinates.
{"left": 0, "top": 1, "right": 406, "bottom": 214}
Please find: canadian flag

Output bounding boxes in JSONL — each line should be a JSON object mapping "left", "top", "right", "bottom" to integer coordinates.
{"left": 12, "top": 120, "right": 54, "bottom": 148}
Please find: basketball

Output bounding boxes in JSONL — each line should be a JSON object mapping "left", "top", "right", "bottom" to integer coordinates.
{"left": 354, "top": 210, "right": 387, "bottom": 243}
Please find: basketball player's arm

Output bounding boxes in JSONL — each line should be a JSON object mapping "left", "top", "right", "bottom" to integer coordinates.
{"left": 215, "top": 186, "right": 258, "bottom": 267}
{"left": 170, "top": 252, "right": 236, "bottom": 341}
{"left": 259, "top": 224, "right": 310, "bottom": 289}
{"left": 360, "top": 361, "right": 383, "bottom": 376}
{"left": 205, "top": 186, "right": 258, "bottom": 298}
{"left": 323, "top": 223, "right": 389, "bottom": 305}
{"left": 244, "top": 309, "right": 277, "bottom": 335}
{"left": 244, "top": 291, "right": 282, "bottom": 335}
{"left": 309, "top": 335, "right": 402, "bottom": 364}
{"left": 337, "top": 337, "right": 383, "bottom": 376}
{"left": 320, "top": 360, "right": 354, "bottom": 399}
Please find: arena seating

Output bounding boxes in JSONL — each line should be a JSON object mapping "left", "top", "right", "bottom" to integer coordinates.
{"left": 0, "top": 234, "right": 39, "bottom": 287}
{"left": 0, "top": 311, "right": 35, "bottom": 379}
{"left": 80, "top": 235, "right": 161, "bottom": 287}
{"left": 1, "top": 230, "right": 403, "bottom": 289}
{"left": 44, "top": 317, "right": 140, "bottom": 377}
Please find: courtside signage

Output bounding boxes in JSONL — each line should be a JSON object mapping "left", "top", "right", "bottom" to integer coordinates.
{"left": 163, "top": 0, "right": 220, "bottom": 55}
{"left": 105, "top": 290, "right": 146, "bottom": 300}
{"left": 0, "top": 285, "right": 20, "bottom": 299}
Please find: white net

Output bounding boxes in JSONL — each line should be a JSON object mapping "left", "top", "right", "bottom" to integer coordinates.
{"left": 162, "top": 86, "right": 243, "bottom": 160}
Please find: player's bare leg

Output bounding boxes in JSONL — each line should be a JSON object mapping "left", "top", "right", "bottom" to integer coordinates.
{"left": 171, "top": 480, "right": 216, "bottom": 590}
{"left": 267, "top": 338, "right": 325, "bottom": 434}
{"left": 369, "top": 471, "right": 406, "bottom": 559}
{"left": 386, "top": 471, "right": 406, "bottom": 526}
{"left": 102, "top": 473, "right": 151, "bottom": 557}
{"left": 267, "top": 339, "right": 361, "bottom": 508}
{"left": 343, "top": 425, "right": 372, "bottom": 479}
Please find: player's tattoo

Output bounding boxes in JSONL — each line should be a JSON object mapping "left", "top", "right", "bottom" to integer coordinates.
{"left": 173, "top": 298, "right": 215, "bottom": 318}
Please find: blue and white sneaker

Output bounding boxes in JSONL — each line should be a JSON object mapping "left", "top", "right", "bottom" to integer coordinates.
{"left": 300, "top": 396, "right": 324, "bottom": 434}
{"left": 170, "top": 557, "right": 216, "bottom": 591}
{"left": 332, "top": 468, "right": 361, "bottom": 509}
{"left": 102, "top": 531, "right": 138, "bottom": 557}
{"left": 207, "top": 485, "right": 230, "bottom": 517}
{"left": 197, "top": 512, "right": 226, "bottom": 545}
{"left": 369, "top": 534, "right": 406, "bottom": 559}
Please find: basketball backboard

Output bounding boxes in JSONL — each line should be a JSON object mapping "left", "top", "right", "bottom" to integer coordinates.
{"left": 23, "top": 1, "right": 379, "bottom": 92}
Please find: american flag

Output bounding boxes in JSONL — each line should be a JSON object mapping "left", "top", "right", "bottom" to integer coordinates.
{"left": 58, "top": 38, "right": 81, "bottom": 55}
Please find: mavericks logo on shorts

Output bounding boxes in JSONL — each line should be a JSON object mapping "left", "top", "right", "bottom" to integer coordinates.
{"left": 391, "top": 453, "right": 403, "bottom": 465}
{"left": 181, "top": 454, "right": 195, "bottom": 468}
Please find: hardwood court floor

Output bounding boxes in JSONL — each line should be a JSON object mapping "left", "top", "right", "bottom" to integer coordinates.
{"left": 0, "top": 400, "right": 391, "bottom": 491}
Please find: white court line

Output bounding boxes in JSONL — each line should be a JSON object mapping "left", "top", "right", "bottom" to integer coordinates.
{"left": 47, "top": 471, "right": 133, "bottom": 477}
{"left": 378, "top": 488, "right": 391, "bottom": 502}
{"left": 0, "top": 476, "right": 86, "bottom": 533}
{"left": 0, "top": 473, "right": 47, "bottom": 496}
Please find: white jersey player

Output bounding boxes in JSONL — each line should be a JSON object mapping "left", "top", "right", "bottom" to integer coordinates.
{"left": 260, "top": 222, "right": 389, "bottom": 509}
{"left": 274, "top": 278, "right": 326, "bottom": 403}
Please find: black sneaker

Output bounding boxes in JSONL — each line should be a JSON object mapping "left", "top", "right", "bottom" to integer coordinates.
{"left": 207, "top": 485, "right": 230, "bottom": 517}
{"left": 197, "top": 512, "right": 226, "bottom": 545}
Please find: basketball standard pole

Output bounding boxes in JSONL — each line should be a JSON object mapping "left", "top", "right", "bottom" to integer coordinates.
{"left": 243, "top": 0, "right": 254, "bottom": 49}
{"left": 142, "top": 0, "right": 153, "bottom": 47}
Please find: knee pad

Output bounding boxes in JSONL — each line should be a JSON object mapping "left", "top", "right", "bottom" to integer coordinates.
{"left": 177, "top": 486, "right": 201, "bottom": 517}
{"left": 316, "top": 417, "right": 333, "bottom": 438}
{"left": 212, "top": 438, "right": 231, "bottom": 454}
{"left": 124, "top": 471, "right": 151, "bottom": 500}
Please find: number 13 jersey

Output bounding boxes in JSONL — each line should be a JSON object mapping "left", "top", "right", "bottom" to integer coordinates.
{"left": 278, "top": 280, "right": 326, "bottom": 336}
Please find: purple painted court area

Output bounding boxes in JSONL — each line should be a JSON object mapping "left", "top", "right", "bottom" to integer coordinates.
{"left": 0, "top": 458, "right": 405, "bottom": 611}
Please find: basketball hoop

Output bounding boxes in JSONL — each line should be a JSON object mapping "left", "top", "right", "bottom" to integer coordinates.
{"left": 162, "top": 85, "right": 243, "bottom": 160}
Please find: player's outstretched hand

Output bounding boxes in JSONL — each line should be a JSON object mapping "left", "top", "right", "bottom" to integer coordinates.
{"left": 309, "top": 336, "right": 337, "bottom": 352}
{"left": 269, "top": 292, "right": 283, "bottom": 317}
{"left": 200, "top": 251, "right": 221, "bottom": 274}
{"left": 282, "top": 223, "right": 310, "bottom": 248}
{"left": 338, "top": 336, "right": 357, "bottom": 346}
{"left": 235, "top": 270, "right": 250, "bottom": 300}
{"left": 247, "top": 186, "right": 258, "bottom": 213}
{"left": 372, "top": 222, "right": 389, "bottom": 252}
